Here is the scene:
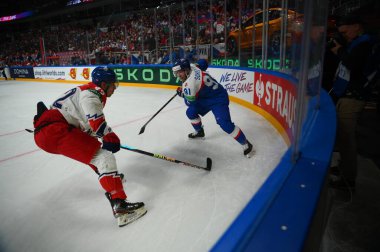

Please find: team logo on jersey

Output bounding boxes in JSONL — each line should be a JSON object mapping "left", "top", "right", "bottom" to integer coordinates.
{"left": 82, "top": 68, "right": 90, "bottom": 80}
{"left": 69, "top": 68, "right": 77, "bottom": 79}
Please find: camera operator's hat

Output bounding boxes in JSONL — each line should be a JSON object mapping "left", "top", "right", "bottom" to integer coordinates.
{"left": 337, "top": 14, "right": 363, "bottom": 27}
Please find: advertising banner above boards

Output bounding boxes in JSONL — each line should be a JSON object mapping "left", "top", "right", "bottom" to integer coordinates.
{"left": 33, "top": 66, "right": 95, "bottom": 81}
{"left": 111, "top": 66, "right": 178, "bottom": 85}
{"left": 31, "top": 66, "right": 179, "bottom": 85}
{"left": 211, "top": 58, "right": 291, "bottom": 70}
{"left": 208, "top": 68, "right": 297, "bottom": 143}
{"left": 10, "top": 66, "right": 35, "bottom": 79}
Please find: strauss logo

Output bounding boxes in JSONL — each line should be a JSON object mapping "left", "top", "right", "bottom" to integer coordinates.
{"left": 255, "top": 73, "right": 265, "bottom": 106}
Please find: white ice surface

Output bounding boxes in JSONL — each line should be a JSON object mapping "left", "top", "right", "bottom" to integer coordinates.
{"left": 0, "top": 81, "right": 287, "bottom": 252}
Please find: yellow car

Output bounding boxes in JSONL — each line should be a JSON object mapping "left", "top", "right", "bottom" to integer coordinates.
{"left": 226, "top": 8, "right": 303, "bottom": 55}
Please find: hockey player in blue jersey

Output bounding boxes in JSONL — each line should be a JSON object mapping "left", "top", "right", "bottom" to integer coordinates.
{"left": 172, "top": 58, "right": 255, "bottom": 158}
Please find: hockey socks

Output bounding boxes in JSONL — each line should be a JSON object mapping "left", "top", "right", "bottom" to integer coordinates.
{"left": 228, "top": 126, "right": 247, "bottom": 145}
{"left": 189, "top": 116, "right": 203, "bottom": 132}
{"left": 99, "top": 172, "right": 127, "bottom": 200}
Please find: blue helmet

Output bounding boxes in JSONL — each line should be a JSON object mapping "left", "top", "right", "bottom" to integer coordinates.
{"left": 91, "top": 66, "right": 117, "bottom": 86}
{"left": 196, "top": 59, "right": 208, "bottom": 71}
{"left": 172, "top": 58, "right": 191, "bottom": 77}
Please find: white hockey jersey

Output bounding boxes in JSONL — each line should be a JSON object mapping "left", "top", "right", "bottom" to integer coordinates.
{"left": 182, "top": 64, "right": 228, "bottom": 106}
{"left": 51, "top": 83, "right": 112, "bottom": 137}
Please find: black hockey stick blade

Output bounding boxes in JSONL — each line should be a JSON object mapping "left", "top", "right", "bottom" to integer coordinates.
{"left": 25, "top": 128, "right": 34, "bottom": 133}
{"left": 206, "top": 157, "right": 212, "bottom": 171}
{"left": 138, "top": 125, "right": 147, "bottom": 135}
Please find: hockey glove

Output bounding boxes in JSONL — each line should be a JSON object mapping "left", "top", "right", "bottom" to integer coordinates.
{"left": 176, "top": 87, "right": 184, "bottom": 98}
{"left": 102, "top": 132, "right": 120, "bottom": 153}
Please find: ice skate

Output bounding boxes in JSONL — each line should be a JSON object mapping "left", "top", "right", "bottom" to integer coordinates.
{"left": 105, "top": 193, "right": 147, "bottom": 227}
{"left": 116, "top": 206, "right": 147, "bottom": 227}
{"left": 188, "top": 128, "right": 205, "bottom": 139}
{"left": 243, "top": 141, "right": 255, "bottom": 158}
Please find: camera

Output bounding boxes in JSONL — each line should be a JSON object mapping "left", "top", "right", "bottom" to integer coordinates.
{"left": 327, "top": 38, "right": 336, "bottom": 49}
{"left": 327, "top": 32, "right": 346, "bottom": 49}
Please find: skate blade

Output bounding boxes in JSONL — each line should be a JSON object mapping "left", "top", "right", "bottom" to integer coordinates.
{"left": 188, "top": 137, "right": 205, "bottom": 140}
{"left": 117, "top": 207, "right": 147, "bottom": 227}
{"left": 245, "top": 149, "right": 256, "bottom": 158}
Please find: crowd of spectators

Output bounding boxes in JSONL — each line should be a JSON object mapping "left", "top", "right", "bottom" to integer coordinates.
{"left": 0, "top": 0, "right": 280, "bottom": 67}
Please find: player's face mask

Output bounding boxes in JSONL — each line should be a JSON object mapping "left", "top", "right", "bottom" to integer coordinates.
{"left": 172, "top": 65, "right": 182, "bottom": 78}
{"left": 102, "top": 80, "right": 119, "bottom": 97}
{"left": 107, "top": 80, "right": 119, "bottom": 89}
{"left": 172, "top": 68, "right": 189, "bottom": 81}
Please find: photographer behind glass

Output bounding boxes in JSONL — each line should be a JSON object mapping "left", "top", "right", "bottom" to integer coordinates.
{"left": 327, "top": 30, "right": 346, "bottom": 51}
{"left": 328, "top": 14, "right": 373, "bottom": 191}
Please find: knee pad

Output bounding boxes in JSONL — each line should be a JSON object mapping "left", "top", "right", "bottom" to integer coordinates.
{"left": 90, "top": 148, "right": 117, "bottom": 174}
{"left": 186, "top": 106, "right": 199, "bottom": 120}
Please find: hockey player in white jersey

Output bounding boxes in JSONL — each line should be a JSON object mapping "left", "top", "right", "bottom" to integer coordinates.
{"left": 33, "top": 66, "right": 146, "bottom": 227}
{"left": 172, "top": 58, "right": 255, "bottom": 158}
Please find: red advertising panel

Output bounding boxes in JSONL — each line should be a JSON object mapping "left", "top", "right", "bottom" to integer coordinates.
{"left": 253, "top": 72, "right": 297, "bottom": 142}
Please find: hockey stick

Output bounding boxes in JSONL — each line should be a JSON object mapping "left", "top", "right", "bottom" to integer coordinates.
{"left": 120, "top": 144, "right": 212, "bottom": 171}
{"left": 138, "top": 93, "right": 177, "bottom": 135}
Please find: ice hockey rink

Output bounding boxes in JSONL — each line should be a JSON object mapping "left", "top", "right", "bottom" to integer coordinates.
{"left": 0, "top": 80, "right": 287, "bottom": 252}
